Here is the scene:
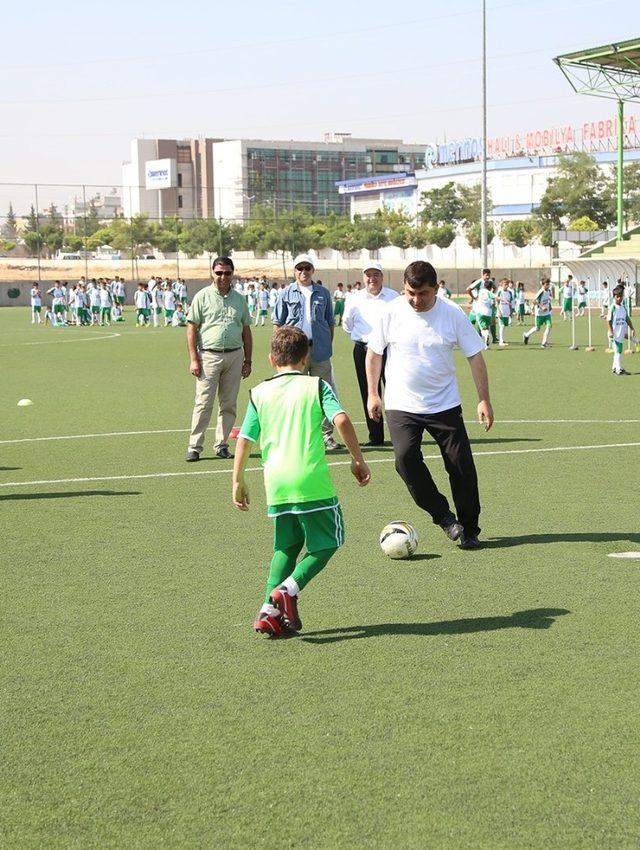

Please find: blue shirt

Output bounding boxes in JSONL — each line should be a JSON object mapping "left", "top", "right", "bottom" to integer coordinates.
{"left": 272, "top": 281, "right": 335, "bottom": 362}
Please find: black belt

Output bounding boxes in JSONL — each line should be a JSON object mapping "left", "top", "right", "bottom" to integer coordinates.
{"left": 202, "top": 347, "right": 242, "bottom": 353}
{"left": 354, "top": 339, "right": 368, "bottom": 346}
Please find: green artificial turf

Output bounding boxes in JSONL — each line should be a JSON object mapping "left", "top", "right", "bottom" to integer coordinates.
{"left": 1, "top": 306, "right": 639, "bottom": 849}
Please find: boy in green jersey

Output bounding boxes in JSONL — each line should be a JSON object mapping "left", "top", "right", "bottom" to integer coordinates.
{"left": 608, "top": 285, "right": 637, "bottom": 375}
{"left": 233, "top": 326, "right": 371, "bottom": 637}
{"left": 523, "top": 278, "right": 553, "bottom": 347}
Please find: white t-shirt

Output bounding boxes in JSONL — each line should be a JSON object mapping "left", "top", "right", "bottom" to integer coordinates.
{"left": 164, "top": 290, "right": 176, "bottom": 311}
{"left": 300, "top": 284, "right": 313, "bottom": 339}
{"left": 31, "top": 288, "right": 41, "bottom": 306}
{"left": 368, "top": 296, "right": 485, "bottom": 414}
{"left": 498, "top": 289, "right": 513, "bottom": 317}
{"left": 89, "top": 288, "right": 101, "bottom": 307}
{"left": 269, "top": 287, "right": 279, "bottom": 308}
{"left": 475, "top": 288, "right": 495, "bottom": 317}
{"left": 342, "top": 286, "right": 398, "bottom": 342}
{"left": 99, "top": 288, "right": 112, "bottom": 308}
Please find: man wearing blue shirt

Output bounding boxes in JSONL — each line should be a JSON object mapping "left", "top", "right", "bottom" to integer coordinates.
{"left": 272, "top": 254, "right": 340, "bottom": 450}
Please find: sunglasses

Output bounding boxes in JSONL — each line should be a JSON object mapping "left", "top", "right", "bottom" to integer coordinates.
{"left": 295, "top": 264, "right": 313, "bottom": 272}
{"left": 213, "top": 270, "right": 233, "bottom": 277}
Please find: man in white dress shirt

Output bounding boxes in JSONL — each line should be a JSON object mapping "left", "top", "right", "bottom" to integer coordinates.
{"left": 343, "top": 262, "right": 398, "bottom": 446}
{"left": 366, "top": 261, "right": 494, "bottom": 550}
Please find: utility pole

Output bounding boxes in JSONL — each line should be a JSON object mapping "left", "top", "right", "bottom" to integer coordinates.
{"left": 480, "top": 0, "right": 488, "bottom": 269}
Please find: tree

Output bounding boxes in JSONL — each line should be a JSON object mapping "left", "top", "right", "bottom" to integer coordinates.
{"left": 501, "top": 219, "right": 536, "bottom": 248}
{"left": 427, "top": 224, "right": 456, "bottom": 249}
{"left": 24, "top": 204, "right": 39, "bottom": 234}
{"left": 352, "top": 213, "right": 388, "bottom": 253}
{"left": 23, "top": 231, "right": 43, "bottom": 256}
{"left": 410, "top": 225, "right": 431, "bottom": 249}
{"left": 63, "top": 235, "right": 84, "bottom": 252}
{"left": 77, "top": 200, "right": 101, "bottom": 238}
{"left": 389, "top": 224, "right": 413, "bottom": 252}
{"left": 324, "top": 216, "right": 359, "bottom": 254}
{"left": 466, "top": 222, "right": 495, "bottom": 250}
{"left": 2, "top": 203, "right": 18, "bottom": 239}
{"left": 419, "top": 182, "right": 463, "bottom": 226}
{"left": 537, "top": 152, "right": 611, "bottom": 230}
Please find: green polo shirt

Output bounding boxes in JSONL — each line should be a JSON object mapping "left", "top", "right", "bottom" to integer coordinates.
{"left": 187, "top": 285, "right": 251, "bottom": 350}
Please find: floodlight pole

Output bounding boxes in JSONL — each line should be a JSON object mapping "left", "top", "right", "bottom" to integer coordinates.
{"left": 617, "top": 99, "right": 624, "bottom": 241}
{"left": 480, "top": 0, "right": 488, "bottom": 269}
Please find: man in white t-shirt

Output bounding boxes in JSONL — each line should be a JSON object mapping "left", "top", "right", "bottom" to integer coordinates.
{"left": 343, "top": 262, "right": 398, "bottom": 446}
{"left": 366, "top": 260, "right": 494, "bottom": 550}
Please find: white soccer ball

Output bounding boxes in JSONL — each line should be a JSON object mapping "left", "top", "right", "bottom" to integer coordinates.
{"left": 379, "top": 521, "right": 418, "bottom": 559}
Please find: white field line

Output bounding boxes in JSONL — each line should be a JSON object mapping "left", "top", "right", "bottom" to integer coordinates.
{"left": 2, "top": 418, "right": 639, "bottom": 447}
{"left": 1, "top": 441, "right": 639, "bottom": 489}
{"left": 0, "top": 332, "right": 121, "bottom": 347}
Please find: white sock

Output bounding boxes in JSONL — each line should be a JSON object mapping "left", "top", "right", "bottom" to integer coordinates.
{"left": 542, "top": 328, "right": 550, "bottom": 345}
{"left": 281, "top": 577, "right": 300, "bottom": 596}
{"left": 481, "top": 329, "right": 490, "bottom": 346}
{"left": 499, "top": 325, "right": 505, "bottom": 344}
{"left": 613, "top": 352, "right": 622, "bottom": 371}
{"left": 260, "top": 603, "right": 279, "bottom": 616}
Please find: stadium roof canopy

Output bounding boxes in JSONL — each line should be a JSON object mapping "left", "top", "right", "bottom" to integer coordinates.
{"left": 554, "top": 38, "right": 640, "bottom": 102}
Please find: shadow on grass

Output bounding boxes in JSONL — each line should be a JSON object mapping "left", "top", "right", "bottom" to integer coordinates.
{"left": 0, "top": 467, "right": 21, "bottom": 471}
{"left": 0, "top": 490, "right": 142, "bottom": 501}
{"left": 482, "top": 532, "right": 640, "bottom": 549}
{"left": 300, "top": 608, "right": 570, "bottom": 644}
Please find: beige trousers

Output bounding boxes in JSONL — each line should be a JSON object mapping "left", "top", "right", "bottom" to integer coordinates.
{"left": 307, "top": 357, "right": 336, "bottom": 437}
{"left": 188, "top": 349, "right": 244, "bottom": 454}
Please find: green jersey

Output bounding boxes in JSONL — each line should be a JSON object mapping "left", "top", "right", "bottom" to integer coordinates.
{"left": 239, "top": 372, "right": 344, "bottom": 512}
{"left": 535, "top": 288, "right": 553, "bottom": 316}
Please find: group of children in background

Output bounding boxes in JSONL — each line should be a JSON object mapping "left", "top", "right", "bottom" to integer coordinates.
{"left": 134, "top": 277, "right": 189, "bottom": 327}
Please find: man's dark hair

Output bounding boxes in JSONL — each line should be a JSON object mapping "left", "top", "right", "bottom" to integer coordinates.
{"left": 212, "top": 256, "right": 234, "bottom": 271}
{"left": 482, "top": 268, "right": 491, "bottom": 275}
{"left": 404, "top": 261, "right": 437, "bottom": 289}
{"left": 271, "top": 326, "right": 309, "bottom": 366}
{"left": 612, "top": 284, "right": 625, "bottom": 298}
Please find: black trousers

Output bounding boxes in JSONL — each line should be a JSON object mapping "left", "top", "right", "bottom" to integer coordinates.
{"left": 386, "top": 406, "right": 481, "bottom": 535}
{"left": 353, "top": 341, "right": 386, "bottom": 444}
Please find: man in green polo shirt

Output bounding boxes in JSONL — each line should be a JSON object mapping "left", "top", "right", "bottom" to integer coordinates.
{"left": 185, "top": 257, "right": 253, "bottom": 461}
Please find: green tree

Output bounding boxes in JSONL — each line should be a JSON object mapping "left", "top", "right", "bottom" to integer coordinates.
{"left": 389, "top": 224, "right": 413, "bottom": 252}
{"left": 501, "top": 219, "right": 536, "bottom": 248}
{"left": 2, "top": 203, "right": 18, "bottom": 239}
{"left": 419, "top": 182, "right": 463, "bottom": 226}
{"left": 537, "top": 152, "right": 611, "bottom": 230}
{"left": 466, "top": 222, "right": 495, "bottom": 250}
{"left": 24, "top": 204, "right": 39, "bottom": 234}
{"left": 427, "top": 224, "right": 456, "bottom": 249}
{"left": 63, "top": 235, "right": 84, "bottom": 252}
{"left": 23, "top": 230, "right": 44, "bottom": 256}
{"left": 410, "top": 224, "right": 431, "bottom": 249}
{"left": 77, "top": 200, "right": 101, "bottom": 238}
{"left": 352, "top": 213, "right": 388, "bottom": 252}
{"left": 0, "top": 239, "right": 16, "bottom": 253}
{"left": 86, "top": 226, "right": 114, "bottom": 251}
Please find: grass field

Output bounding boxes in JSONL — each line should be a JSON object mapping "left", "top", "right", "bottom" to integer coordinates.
{"left": 2, "top": 305, "right": 639, "bottom": 849}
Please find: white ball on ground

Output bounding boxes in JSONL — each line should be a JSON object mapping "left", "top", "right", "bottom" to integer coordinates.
{"left": 17, "top": 399, "right": 34, "bottom": 407}
{"left": 379, "top": 521, "right": 418, "bottom": 559}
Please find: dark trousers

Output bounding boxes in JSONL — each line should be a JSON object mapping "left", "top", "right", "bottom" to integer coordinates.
{"left": 353, "top": 341, "right": 386, "bottom": 444}
{"left": 386, "top": 406, "right": 481, "bottom": 535}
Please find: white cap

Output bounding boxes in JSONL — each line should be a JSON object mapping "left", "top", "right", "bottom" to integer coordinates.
{"left": 293, "top": 253, "right": 315, "bottom": 269}
{"left": 363, "top": 261, "right": 383, "bottom": 275}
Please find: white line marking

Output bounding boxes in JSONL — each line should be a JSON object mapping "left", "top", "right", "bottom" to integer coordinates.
{"left": 0, "top": 332, "right": 121, "bottom": 347}
{"left": 1, "top": 441, "right": 639, "bottom": 489}
{"left": 2, "top": 419, "right": 638, "bottom": 446}
{"left": 607, "top": 552, "right": 640, "bottom": 560}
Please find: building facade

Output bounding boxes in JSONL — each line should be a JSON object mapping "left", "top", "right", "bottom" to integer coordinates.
{"left": 122, "top": 134, "right": 426, "bottom": 223}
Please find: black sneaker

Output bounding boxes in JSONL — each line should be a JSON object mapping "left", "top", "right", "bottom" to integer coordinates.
{"left": 215, "top": 446, "right": 233, "bottom": 459}
{"left": 185, "top": 450, "right": 200, "bottom": 462}
{"left": 459, "top": 531, "right": 481, "bottom": 550}
{"left": 523, "top": 333, "right": 529, "bottom": 345}
{"left": 438, "top": 511, "right": 463, "bottom": 541}
{"left": 618, "top": 368, "right": 630, "bottom": 375}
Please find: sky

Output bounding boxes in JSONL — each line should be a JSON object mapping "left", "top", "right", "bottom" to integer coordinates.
{"left": 1, "top": 0, "right": 639, "bottom": 212}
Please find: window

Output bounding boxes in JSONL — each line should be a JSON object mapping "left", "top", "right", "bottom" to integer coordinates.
{"left": 178, "top": 195, "right": 183, "bottom": 208}
{"left": 177, "top": 173, "right": 183, "bottom": 187}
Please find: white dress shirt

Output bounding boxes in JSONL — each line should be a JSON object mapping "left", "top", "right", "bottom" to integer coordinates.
{"left": 342, "top": 286, "right": 398, "bottom": 343}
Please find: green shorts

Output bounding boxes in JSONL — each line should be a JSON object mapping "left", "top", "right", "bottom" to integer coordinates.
{"left": 536, "top": 315, "right": 552, "bottom": 328}
{"left": 499, "top": 316, "right": 509, "bottom": 326}
{"left": 334, "top": 301, "right": 344, "bottom": 316}
{"left": 91, "top": 306, "right": 100, "bottom": 314}
{"left": 165, "top": 309, "right": 175, "bottom": 318}
{"left": 101, "top": 307, "right": 110, "bottom": 316}
{"left": 477, "top": 315, "right": 492, "bottom": 330}
{"left": 469, "top": 313, "right": 477, "bottom": 324}
{"left": 614, "top": 340, "right": 624, "bottom": 353}
{"left": 518, "top": 304, "right": 525, "bottom": 316}
{"left": 32, "top": 305, "right": 41, "bottom": 312}
{"left": 563, "top": 298, "right": 572, "bottom": 312}
{"left": 137, "top": 308, "right": 150, "bottom": 318}
{"left": 53, "top": 304, "right": 65, "bottom": 313}
{"left": 155, "top": 307, "right": 162, "bottom": 315}
{"left": 116, "top": 296, "right": 125, "bottom": 305}
{"left": 271, "top": 501, "right": 345, "bottom": 553}
{"left": 578, "top": 301, "right": 586, "bottom": 309}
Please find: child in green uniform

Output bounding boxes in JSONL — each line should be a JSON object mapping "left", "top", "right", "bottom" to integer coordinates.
{"left": 233, "top": 326, "right": 371, "bottom": 637}
{"left": 523, "top": 278, "right": 553, "bottom": 347}
{"left": 608, "top": 285, "right": 637, "bottom": 375}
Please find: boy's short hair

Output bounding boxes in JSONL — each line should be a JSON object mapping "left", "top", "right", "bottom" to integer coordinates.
{"left": 612, "top": 284, "right": 625, "bottom": 298}
{"left": 404, "top": 260, "right": 437, "bottom": 289}
{"left": 271, "top": 326, "right": 309, "bottom": 366}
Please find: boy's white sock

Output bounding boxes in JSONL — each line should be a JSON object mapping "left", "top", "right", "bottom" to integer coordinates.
{"left": 613, "top": 351, "right": 622, "bottom": 371}
{"left": 498, "top": 325, "right": 505, "bottom": 344}
{"left": 481, "top": 329, "right": 490, "bottom": 347}
{"left": 260, "top": 603, "right": 280, "bottom": 616}
{"left": 542, "top": 327, "right": 550, "bottom": 345}
{"left": 281, "top": 577, "right": 300, "bottom": 597}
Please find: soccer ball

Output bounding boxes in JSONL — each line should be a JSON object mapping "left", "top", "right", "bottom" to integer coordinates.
{"left": 379, "top": 521, "right": 418, "bottom": 559}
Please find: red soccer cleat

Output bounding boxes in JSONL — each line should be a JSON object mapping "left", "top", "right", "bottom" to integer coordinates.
{"left": 269, "top": 588, "right": 302, "bottom": 632}
{"left": 253, "top": 611, "right": 284, "bottom": 637}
